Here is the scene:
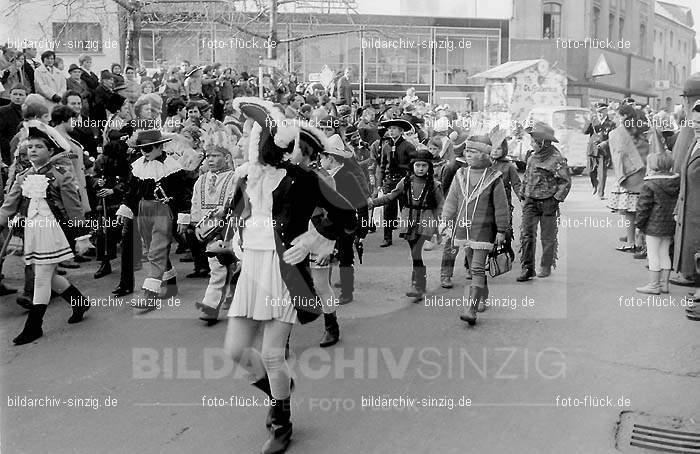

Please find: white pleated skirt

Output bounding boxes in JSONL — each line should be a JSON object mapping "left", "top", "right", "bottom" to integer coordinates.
{"left": 228, "top": 248, "right": 298, "bottom": 324}
{"left": 23, "top": 213, "right": 74, "bottom": 265}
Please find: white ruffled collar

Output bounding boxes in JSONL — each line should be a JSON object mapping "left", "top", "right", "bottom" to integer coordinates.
{"left": 131, "top": 155, "right": 183, "bottom": 181}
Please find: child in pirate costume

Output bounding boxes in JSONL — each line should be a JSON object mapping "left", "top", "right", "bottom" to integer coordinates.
{"left": 441, "top": 135, "right": 510, "bottom": 325}
{"left": 223, "top": 98, "right": 356, "bottom": 454}
{"left": 91, "top": 127, "right": 131, "bottom": 279}
{"left": 368, "top": 146, "right": 444, "bottom": 301}
{"left": 116, "top": 129, "right": 192, "bottom": 308}
{"left": 0, "top": 121, "right": 91, "bottom": 345}
{"left": 184, "top": 123, "right": 239, "bottom": 324}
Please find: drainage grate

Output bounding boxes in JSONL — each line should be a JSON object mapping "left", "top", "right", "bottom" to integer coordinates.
{"left": 616, "top": 412, "right": 700, "bottom": 453}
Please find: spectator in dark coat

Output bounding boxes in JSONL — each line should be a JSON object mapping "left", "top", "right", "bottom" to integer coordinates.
{"left": 0, "top": 84, "right": 27, "bottom": 165}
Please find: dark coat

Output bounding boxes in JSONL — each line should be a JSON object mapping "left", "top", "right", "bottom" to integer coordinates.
{"left": 0, "top": 103, "right": 22, "bottom": 165}
{"left": 333, "top": 161, "right": 370, "bottom": 238}
{"left": 91, "top": 145, "right": 131, "bottom": 211}
{"left": 230, "top": 161, "right": 357, "bottom": 324}
{"left": 635, "top": 175, "right": 680, "bottom": 237}
{"left": 671, "top": 129, "right": 700, "bottom": 275}
{"left": 378, "top": 136, "right": 415, "bottom": 190}
{"left": 93, "top": 84, "right": 113, "bottom": 123}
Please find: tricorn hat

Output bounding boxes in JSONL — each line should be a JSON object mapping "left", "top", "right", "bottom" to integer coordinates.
{"left": 525, "top": 121, "right": 559, "bottom": 143}
{"left": 233, "top": 97, "right": 298, "bottom": 163}
{"left": 185, "top": 65, "right": 206, "bottom": 78}
{"left": 298, "top": 124, "right": 329, "bottom": 157}
{"left": 24, "top": 120, "right": 71, "bottom": 154}
{"left": 133, "top": 129, "right": 172, "bottom": 148}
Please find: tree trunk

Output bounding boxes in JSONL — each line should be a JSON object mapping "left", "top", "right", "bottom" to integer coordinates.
{"left": 267, "top": 0, "right": 277, "bottom": 60}
{"left": 125, "top": 9, "right": 141, "bottom": 67}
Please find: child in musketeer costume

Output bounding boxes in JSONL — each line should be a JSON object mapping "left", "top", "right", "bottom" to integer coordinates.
{"left": 223, "top": 98, "right": 356, "bottom": 454}
{"left": 116, "top": 129, "right": 192, "bottom": 308}
{"left": 0, "top": 121, "right": 92, "bottom": 345}
{"left": 181, "top": 123, "right": 239, "bottom": 324}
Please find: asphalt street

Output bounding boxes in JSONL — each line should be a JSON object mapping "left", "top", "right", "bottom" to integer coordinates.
{"left": 1, "top": 176, "right": 698, "bottom": 454}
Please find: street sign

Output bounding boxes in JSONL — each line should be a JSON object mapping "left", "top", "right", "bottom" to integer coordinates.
{"left": 260, "top": 58, "right": 281, "bottom": 68}
{"left": 591, "top": 54, "right": 614, "bottom": 77}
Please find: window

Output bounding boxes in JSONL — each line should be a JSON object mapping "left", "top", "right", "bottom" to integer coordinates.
{"left": 543, "top": 2, "right": 561, "bottom": 39}
{"left": 618, "top": 17, "right": 624, "bottom": 42}
{"left": 592, "top": 6, "right": 600, "bottom": 39}
{"left": 670, "top": 31, "right": 673, "bottom": 48}
{"left": 656, "top": 58, "right": 661, "bottom": 78}
{"left": 433, "top": 28, "right": 499, "bottom": 85}
{"left": 52, "top": 22, "right": 102, "bottom": 53}
{"left": 609, "top": 13, "right": 615, "bottom": 40}
{"left": 639, "top": 22, "right": 645, "bottom": 55}
{"left": 684, "top": 41, "right": 687, "bottom": 53}
{"left": 682, "top": 66, "right": 686, "bottom": 83}
{"left": 668, "top": 62, "right": 675, "bottom": 84}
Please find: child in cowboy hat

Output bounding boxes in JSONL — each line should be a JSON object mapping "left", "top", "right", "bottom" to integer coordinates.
{"left": 0, "top": 121, "right": 92, "bottom": 344}
{"left": 319, "top": 133, "right": 370, "bottom": 305}
{"left": 369, "top": 146, "right": 444, "bottom": 301}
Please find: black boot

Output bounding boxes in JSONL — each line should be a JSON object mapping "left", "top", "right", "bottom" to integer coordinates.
{"left": 407, "top": 269, "right": 426, "bottom": 299}
{"left": 13, "top": 304, "right": 47, "bottom": 345}
{"left": 94, "top": 260, "right": 112, "bottom": 279}
{"left": 161, "top": 276, "right": 178, "bottom": 299}
{"left": 338, "top": 266, "right": 354, "bottom": 304}
{"left": 252, "top": 377, "right": 294, "bottom": 430}
{"left": 320, "top": 312, "right": 340, "bottom": 348}
{"left": 261, "top": 397, "right": 292, "bottom": 454}
{"left": 516, "top": 268, "right": 535, "bottom": 282}
{"left": 62, "top": 285, "right": 90, "bottom": 324}
{"left": 459, "top": 286, "right": 479, "bottom": 325}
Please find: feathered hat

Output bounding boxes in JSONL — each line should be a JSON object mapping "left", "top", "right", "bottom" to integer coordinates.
{"left": 298, "top": 123, "right": 329, "bottom": 158}
{"left": 201, "top": 121, "right": 236, "bottom": 160}
{"left": 232, "top": 97, "right": 299, "bottom": 164}
{"left": 23, "top": 120, "right": 71, "bottom": 154}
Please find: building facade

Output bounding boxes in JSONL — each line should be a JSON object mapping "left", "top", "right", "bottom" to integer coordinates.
{"left": 137, "top": 0, "right": 512, "bottom": 110}
{"left": 0, "top": 0, "right": 121, "bottom": 70}
{"left": 510, "top": 0, "right": 660, "bottom": 106}
{"left": 653, "top": 1, "right": 696, "bottom": 108}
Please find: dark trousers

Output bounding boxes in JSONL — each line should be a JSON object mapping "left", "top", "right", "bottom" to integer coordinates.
{"left": 335, "top": 235, "right": 355, "bottom": 297}
{"left": 95, "top": 214, "right": 121, "bottom": 262}
{"left": 382, "top": 177, "right": 402, "bottom": 241}
{"left": 118, "top": 217, "right": 142, "bottom": 289}
{"left": 408, "top": 237, "right": 427, "bottom": 290}
{"left": 185, "top": 229, "right": 210, "bottom": 272}
{"left": 520, "top": 197, "right": 560, "bottom": 271}
{"left": 589, "top": 156, "right": 608, "bottom": 197}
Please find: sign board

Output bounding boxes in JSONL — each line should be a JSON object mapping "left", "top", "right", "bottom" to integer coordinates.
{"left": 654, "top": 80, "right": 670, "bottom": 90}
{"left": 259, "top": 58, "right": 281, "bottom": 69}
{"left": 591, "top": 54, "right": 614, "bottom": 77}
{"left": 308, "top": 73, "right": 321, "bottom": 82}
